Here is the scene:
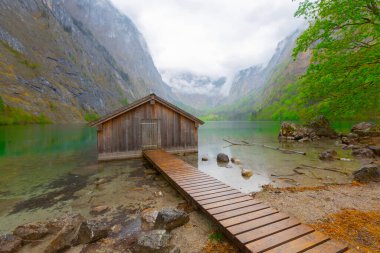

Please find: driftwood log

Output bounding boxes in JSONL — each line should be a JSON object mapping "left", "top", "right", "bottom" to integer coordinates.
{"left": 223, "top": 139, "right": 306, "bottom": 155}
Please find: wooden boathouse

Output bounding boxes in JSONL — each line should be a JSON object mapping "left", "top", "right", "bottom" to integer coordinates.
{"left": 89, "top": 93, "right": 204, "bottom": 161}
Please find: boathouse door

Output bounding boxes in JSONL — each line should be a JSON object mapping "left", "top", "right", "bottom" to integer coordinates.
{"left": 141, "top": 119, "right": 161, "bottom": 150}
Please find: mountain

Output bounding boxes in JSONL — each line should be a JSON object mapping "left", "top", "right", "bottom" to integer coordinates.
{"left": 161, "top": 70, "right": 226, "bottom": 109}
{"left": 207, "top": 29, "right": 311, "bottom": 119}
{"left": 0, "top": 0, "right": 172, "bottom": 123}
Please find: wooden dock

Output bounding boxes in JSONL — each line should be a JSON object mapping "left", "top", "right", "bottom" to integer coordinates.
{"left": 143, "top": 150, "right": 350, "bottom": 253}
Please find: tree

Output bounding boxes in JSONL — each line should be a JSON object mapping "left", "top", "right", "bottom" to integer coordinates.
{"left": 293, "top": 0, "right": 380, "bottom": 119}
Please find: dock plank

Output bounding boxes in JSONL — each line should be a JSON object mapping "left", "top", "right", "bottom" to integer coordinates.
{"left": 143, "top": 150, "right": 350, "bottom": 253}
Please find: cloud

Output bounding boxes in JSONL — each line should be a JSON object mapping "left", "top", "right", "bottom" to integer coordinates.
{"left": 110, "top": 0, "right": 303, "bottom": 77}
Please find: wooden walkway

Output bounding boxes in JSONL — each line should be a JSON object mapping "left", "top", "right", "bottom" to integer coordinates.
{"left": 143, "top": 150, "right": 350, "bottom": 253}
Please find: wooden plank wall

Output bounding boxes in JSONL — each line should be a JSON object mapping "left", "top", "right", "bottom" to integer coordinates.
{"left": 97, "top": 101, "right": 198, "bottom": 156}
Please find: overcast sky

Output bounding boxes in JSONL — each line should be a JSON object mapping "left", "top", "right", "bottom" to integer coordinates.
{"left": 110, "top": 0, "right": 304, "bottom": 78}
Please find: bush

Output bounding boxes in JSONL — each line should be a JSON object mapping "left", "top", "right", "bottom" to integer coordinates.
{"left": 120, "top": 98, "right": 129, "bottom": 106}
{"left": 84, "top": 112, "right": 100, "bottom": 122}
{"left": 0, "top": 96, "right": 4, "bottom": 111}
{"left": 0, "top": 106, "right": 51, "bottom": 125}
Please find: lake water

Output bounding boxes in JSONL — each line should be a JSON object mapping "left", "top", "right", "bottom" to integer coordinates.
{"left": 0, "top": 121, "right": 360, "bottom": 231}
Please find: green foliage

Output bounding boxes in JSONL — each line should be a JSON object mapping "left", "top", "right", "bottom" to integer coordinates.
{"left": 0, "top": 96, "right": 4, "bottom": 112}
{"left": 84, "top": 112, "right": 100, "bottom": 122}
{"left": 208, "top": 232, "right": 224, "bottom": 242}
{"left": 0, "top": 106, "right": 51, "bottom": 125}
{"left": 291, "top": 0, "right": 380, "bottom": 120}
{"left": 199, "top": 113, "right": 225, "bottom": 121}
{"left": 120, "top": 98, "right": 129, "bottom": 106}
{"left": 19, "top": 59, "right": 39, "bottom": 69}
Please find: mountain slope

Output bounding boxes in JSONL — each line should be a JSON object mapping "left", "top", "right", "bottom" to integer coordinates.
{"left": 0, "top": 0, "right": 172, "bottom": 123}
{"left": 206, "top": 29, "right": 311, "bottom": 119}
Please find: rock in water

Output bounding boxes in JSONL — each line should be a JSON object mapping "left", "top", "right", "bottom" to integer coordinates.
{"left": 306, "top": 115, "right": 337, "bottom": 138}
{"left": 0, "top": 234, "right": 22, "bottom": 253}
{"left": 352, "top": 148, "right": 375, "bottom": 158}
{"left": 241, "top": 169, "right": 253, "bottom": 178}
{"left": 217, "top": 153, "right": 229, "bottom": 163}
{"left": 142, "top": 208, "right": 159, "bottom": 230}
{"left": 13, "top": 222, "right": 49, "bottom": 241}
{"left": 154, "top": 208, "right": 189, "bottom": 230}
{"left": 319, "top": 150, "right": 337, "bottom": 160}
{"left": 137, "top": 230, "right": 172, "bottom": 253}
{"left": 353, "top": 164, "right": 380, "bottom": 182}
{"left": 44, "top": 214, "right": 85, "bottom": 253}
{"left": 231, "top": 157, "right": 241, "bottom": 164}
{"left": 201, "top": 155, "right": 208, "bottom": 161}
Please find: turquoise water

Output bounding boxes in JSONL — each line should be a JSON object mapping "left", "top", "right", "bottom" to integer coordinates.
{"left": 0, "top": 121, "right": 360, "bottom": 211}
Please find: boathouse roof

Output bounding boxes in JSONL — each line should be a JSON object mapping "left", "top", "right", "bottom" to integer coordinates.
{"left": 89, "top": 93, "right": 204, "bottom": 127}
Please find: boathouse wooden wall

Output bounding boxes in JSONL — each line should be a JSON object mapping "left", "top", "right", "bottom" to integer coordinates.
{"left": 96, "top": 101, "right": 199, "bottom": 160}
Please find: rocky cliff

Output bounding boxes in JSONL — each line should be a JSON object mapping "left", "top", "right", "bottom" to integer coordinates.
{"left": 0, "top": 0, "right": 171, "bottom": 123}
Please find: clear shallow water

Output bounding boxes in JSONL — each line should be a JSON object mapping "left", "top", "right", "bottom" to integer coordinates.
{"left": 0, "top": 121, "right": 360, "bottom": 223}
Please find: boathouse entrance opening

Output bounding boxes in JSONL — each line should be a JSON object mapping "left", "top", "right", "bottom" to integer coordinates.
{"left": 141, "top": 119, "right": 161, "bottom": 150}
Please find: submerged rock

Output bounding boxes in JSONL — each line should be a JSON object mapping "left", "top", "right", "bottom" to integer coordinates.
{"left": 13, "top": 222, "right": 49, "bottom": 241}
{"left": 137, "top": 230, "right": 172, "bottom": 253}
{"left": 154, "top": 208, "right": 189, "bottom": 230}
{"left": 353, "top": 164, "right": 380, "bottom": 182}
{"left": 352, "top": 148, "right": 375, "bottom": 158}
{"left": 142, "top": 208, "right": 159, "bottom": 230}
{"left": 319, "top": 150, "right": 337, "bottom": 161}
{"left": 0, "top": 234, "right": 22, "bottom": 253}
{"left": 217, "top": 153, "right": 229, "bottom": 163}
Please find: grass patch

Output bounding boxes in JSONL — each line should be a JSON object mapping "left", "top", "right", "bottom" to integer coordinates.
{"left": 19, "top": 59, "right": 39, "bottom": 69}
{"left": 84, "top": 112, "right": 100, "bottom": 122}
{"left": 0, "top": 105, "right": 51, "bottom": 125}
{"left": 120, "top": 98, "right": 129, "bottom": 106}
{"left": 208, "top": 231, "right": 225, "bottom": 242}
{"left": 310, "top": 209, "right": 380, "bottom": 252}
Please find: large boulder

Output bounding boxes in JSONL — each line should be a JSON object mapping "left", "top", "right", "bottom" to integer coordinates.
{"left": 136, "top": 230, "right": 173, "bottom": 253}
{"left": 319, "top": 149, "right": 337, "bottom": 161}
{"left": 353, "top": 164, "right": 380, "bottom": 182}
{"left": 0, "top": 234, "right": 22, "bottom": 253}
{"left": 306, "top": 115, "right": 337, "bottom": 138}
{"left": 368, "top": 146, "right": 380, "bottom": 156}
{"left": 13, "top": 222, "right": 49, "bottom": 241}
{"left": 72, "top": 220, "right": 109, "bottom": 245}
{"left": 352, "top": 148, "right": 375, "bottom": 158}
{"left": 279, "top": 122, "right": 309, "bottom": 140}
{"left": 216, "top": 153, "right": 229, "bottom": 163}
{"left": 154, "top": 208, "right": 189, "bottom": 230}
{"left": 44, "top": 214, "right": 85, "bottom": 253}
{"left": 351, "top": 122, "right": 379, "bottom": 137}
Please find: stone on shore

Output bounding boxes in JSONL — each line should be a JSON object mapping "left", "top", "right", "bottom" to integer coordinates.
{"left": 13, "top": 222, "right": 49, "bottom": 241}
{"left": 352, "top": 148, "right": 375, "bottom": 158}
{"left": 368, "top": 146, "right": 380, "bottom": 156}
{"left": 72, "top": 220, "right": 109, "bottom": 245}
{"left": 217, "top": 153, "right": 229, "bottom": 163}
{"left": 351, "top": 122, "right": 379, "bottom": 136}
{"left": 353, "top": 164, "right": 380, "bottom": 182}
{"left": 44, "top": 214, "right": 85, "bottom": 253}
{"left": 90, "top": 205, "right": 109, "bottom": 215}
{"left": 319, "top": 149, "right": 337, "bottom": 160}
{"left": 0, "top": 234, "right": 22, "bottom": 253}
{"left": 137, "top": 230, "right": 173, "bottom": 253}
{"left": 154, "top": 208, "right": 189, "bottom": 230}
